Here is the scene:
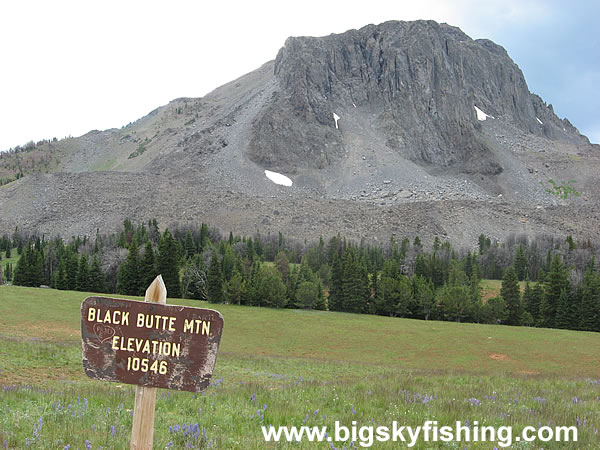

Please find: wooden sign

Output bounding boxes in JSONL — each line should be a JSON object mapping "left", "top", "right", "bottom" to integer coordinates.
{"left": 81, "top": 293, "right": 224, "bottom": 392}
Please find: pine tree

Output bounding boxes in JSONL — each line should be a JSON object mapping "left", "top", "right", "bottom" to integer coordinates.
{"left": 184, "top": 231, "right": 196, "bottom": 259}
{"left": 225, "top": 271, "right": 245, "bottom": 305}
{"left": 13, "top": 245, "right": 44, "bottom": 287}
{"left": 76, "top": 253, "right": 90, "bottom": 291}
{"left": 328, "top": 254, "right": 344, "bottom": 311}
{"left": 514, "top": 245, "right": 528, "bottom": 281}
{"left": 438, "top": 284, "right": 469, "bottom": 322}
{"left": 5, "top": 246, "right": 10, "bottom": 259}
{"left": 65, "top": 249, "right": 79, "bottom": 291}
{"left": 255, "top": 265, "right": 287, "bottom": 308}
{"left": 12, "top": 247, "right": 27, "bottom": 286}
{"left": 579, "top": 269, "right": 600, "bottom": 331}
{"left": 88, "top": 254, "right": 105, "bottom": 293}
{"left": 207, "top": 250, "right": 224, "bottom": 303}
{"left": 341, "top": 247, "right": 369, "bottom": 314}
{"left": 483, "top": 296, "right": 508, "bottom": 324}
{"left": 199, "top": 223, "right": 209, "bottom": 251}
{"left": 55, "top": 258, "right": 67, "bottom": 290}
{"left": 157, "top": 229, "right": 181, "bottom": 298}
{"left": 4, "top": 263, "right": 12, "bottom": 282}
{"left": 274, "top": 251, "right": 290, "bottom": 284}
{"left": 222, "top": 245, "right": 236, "bottom": 282}
{"left": 539, "top": 255, "right": 569, "bottom": 328}
{"left": 295, "top": 281, "right": 319, "bottom": 309}
{"left": 139, "top": 241, "right": 157, "bottom": 289}
{"left": 501, "top": 266, "right": 522, "bottom": 325}
{"left": 554, "top": 288, "right": 571, "bottom": 329}
{"left": 413, "top": 275, "right": 435, "bottom": 320}
{"left": 117, "top": 238, "right": 142, "bottom": 295}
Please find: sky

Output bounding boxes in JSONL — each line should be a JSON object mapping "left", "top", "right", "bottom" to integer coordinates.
{"left": 1, "top": 0, "right": 598, "bottom": 152}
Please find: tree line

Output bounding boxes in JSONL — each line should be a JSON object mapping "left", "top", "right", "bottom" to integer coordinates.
{"left": 2, "top": 221, "right": 599, "bottom": 332}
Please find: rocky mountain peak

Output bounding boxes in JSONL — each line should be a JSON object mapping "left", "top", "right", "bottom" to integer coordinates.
{"left": 248, "top": 20, "right": 588, "bottom": 174}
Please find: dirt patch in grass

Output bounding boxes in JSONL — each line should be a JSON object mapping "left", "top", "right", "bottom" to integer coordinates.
{"left": 0, "top": 366, "right": 84, "bottom": 385}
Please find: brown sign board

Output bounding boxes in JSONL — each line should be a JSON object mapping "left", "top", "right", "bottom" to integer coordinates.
{"left": 81, "top": 296, "right": 224, "bottom": 392}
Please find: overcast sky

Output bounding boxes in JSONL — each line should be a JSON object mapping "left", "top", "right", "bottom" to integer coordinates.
{"left": 1, "top": 0, "right": 598, "bottom": 152}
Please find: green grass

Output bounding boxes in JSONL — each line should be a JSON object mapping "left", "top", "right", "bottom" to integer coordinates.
{"left": 1, "top": 248, "right": 19, "bottom": 268}
{"left": 1, "top": 285, "right": 599, "bottom": 448}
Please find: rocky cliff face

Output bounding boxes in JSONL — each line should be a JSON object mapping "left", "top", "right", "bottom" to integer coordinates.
{"left": 0, "top": 20, "right": 597, "bottom": 246}
{"left": 249, "top": 20, "right": 587, "bottom": 174}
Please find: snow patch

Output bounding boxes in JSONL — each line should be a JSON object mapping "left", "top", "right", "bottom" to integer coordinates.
{"left": 333, "top": 113, "right": 340, "bottom": 129}
{"left": 536, "top": 117, "right": 543, "bottom": 125}
{"left": 474, "top": 106, "right": 493, "bottom": 121}
{"left": 352, "top": 102, "right": 357, "bottom": 108}
{"left": 265, "top": 170, "right": 292, "bottom": 187}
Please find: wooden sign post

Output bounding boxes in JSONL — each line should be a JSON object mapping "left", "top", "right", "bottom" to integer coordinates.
{"left": 81, "top": 275, "right": 224, "bottom": 449}
{"left": 131, "top": 275, "right": 166, "bottom": 449}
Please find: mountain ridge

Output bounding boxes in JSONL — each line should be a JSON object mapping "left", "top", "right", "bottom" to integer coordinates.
{"left": 0, "top": 20, "right": 598, "bottom": 246}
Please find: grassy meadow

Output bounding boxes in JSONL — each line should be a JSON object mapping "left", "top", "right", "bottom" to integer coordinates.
{"left": 0, "top": 285, "right": 599, "bottom": 448}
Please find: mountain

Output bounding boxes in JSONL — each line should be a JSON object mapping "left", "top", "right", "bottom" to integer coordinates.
{"left": 0, "top": 20, "right": 598, "bottom": 247}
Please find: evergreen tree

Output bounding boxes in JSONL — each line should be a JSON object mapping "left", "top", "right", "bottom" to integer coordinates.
{"left": 295, "top": 281, "right": 319, "bottom": 309}
{"left": 245, "top": 261, "right": 261, "bottom": 306}
{"left": 12, "top": 248, "right": 27, "bottom": 286}
{"left": 55, "top": 258, "right": 67, "bottom": 290}
{"left": 255, "top": 265, "right": 287, "bottom": 308}
{"left": 464, "top": 251, "right": 473, "bottom": 280}
{"left": 438, "top": 284, "right": 469, "bottom": 322}
{"left": 117, "top": 238, "right": 141, "bottom": 295}
{"left": 275, "top": 251, "right": 290, "bottom": 284}
{"left": 13, "top": 244, "right": 44, "bottom": 287}
{"left": 76, "top": 253, "right": 90, "bottom": 291}
{"left": 500, "top": 266, "right": 522, "bottom": 325}
{"left": 5, "top": 246, "right": 10, "bottom": 259}
{"left": 199, "top": 223, "right": 209, "bottom": 251}
{"left": 341, "top": 247, "right": 369, "bottom": 313}
{"left": 139, "top": 241, "right": 157, "bottom": 289}
{"left": 184, "top": 231, "right": 196, "bottom": 258}
{"left": 539, "top": 255, "right": 569, "bottom": 328}
{"left": 313, "top": 281, "right": 327, "bottom": 311}
{"left": 467, "top": 267, "right": 483, "bottom": 323}
{"left": 207, "top": 250, "right": 224, "bottom": 303}
{"left": 222, "top": 245, "right": 236, "bottom": 282}
{"left": 554, "top": 288, "right": 571, "bottom": 329}
{"left": 413, "top": 275, "right": 435, "bottom": 320}
{"left": 88, "top": 254, "right": 105, "bottom": 293}
{"left": 413, "top": 236, "right": 423, "bottom": 250}
{"left": 4, "top": 263, "right": 12, "bottom": 282}
{"left": 579, "top": 269, "right": 600, "bottom": 331}
{"left": 148, "top": 218, "right": 160, "bottom": 244}
{"left": 157, "top": 229, "right": 181, "bottom": 298}
{"left": 245, "top": 237, "right": 256, "bottom": 262}
{"left": 65, "top": 249, "right": 79, "bottom": 291}
{"left": 224, "top": 271, "right": 245, "bottom": 305}
{"left": 514, "top": 245, "right": 528, "bottom": 281}
{"left": 376, "top": 275, "right": 412, "bottom": 317}
{"left": 483, "top": 296, "right": 508, "bottom": 324}
{"left": 328, "top": 254, "right": 344, "bottom": 311}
